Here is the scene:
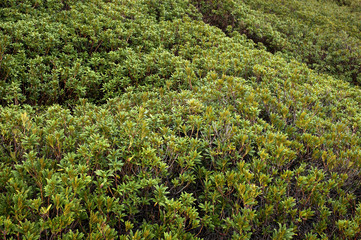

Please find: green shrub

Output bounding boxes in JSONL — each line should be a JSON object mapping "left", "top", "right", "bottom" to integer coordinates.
{"left": 0, "top": 0, "right": 200, "bottom": 105}
{"left": 1, "top": 0, "right": 361, "bottom": 239}
{"left": 192, "top": 0, "right": 361, "bottom": 84}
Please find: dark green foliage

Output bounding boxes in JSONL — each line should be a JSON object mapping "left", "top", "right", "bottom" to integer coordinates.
{"left": 192, "top": 0, "right": 361, "bottom": 84}
{"left": 1, "top": 0, "right": 361, "bottom": 239}
{"left": 0, "top": 0, "right": 200, "bottom": 105}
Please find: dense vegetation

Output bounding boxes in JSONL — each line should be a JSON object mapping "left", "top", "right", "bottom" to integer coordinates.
{"left": 1, "top": 0, "right": 361, "bottom": 239}
{"left": 194, "top": 0, "right": 361, "bottom": 83}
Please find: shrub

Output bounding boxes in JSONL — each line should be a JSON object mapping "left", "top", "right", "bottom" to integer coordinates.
{"left": 1, "top": 0, "right": 361, "bottom": 239}
{"left": 191, "top": 0, "right": 361, "bottom": 84}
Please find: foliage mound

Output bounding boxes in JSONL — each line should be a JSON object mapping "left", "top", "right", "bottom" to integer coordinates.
{"left": 1, "top": 0, "right": 361, "bottom": 239}
{"left": 193, "top": 0, "right": 361, "bottom": 84}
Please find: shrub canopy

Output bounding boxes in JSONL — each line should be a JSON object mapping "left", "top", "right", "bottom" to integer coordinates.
{"left": 1, "top": 0, "right": 361, "bottom": 239}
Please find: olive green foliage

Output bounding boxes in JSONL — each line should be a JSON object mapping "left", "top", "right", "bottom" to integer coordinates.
{"left": 193, "top": 0, "right": 361, "bottom": 84}
{"left": 329, "top": 0, "right": 361, "bottom": 9}
{"left": 0, "top": 0, "right": 200, "bottom": 105}
{"left": 1, "top": 0, "right": 361, "bottom": 239}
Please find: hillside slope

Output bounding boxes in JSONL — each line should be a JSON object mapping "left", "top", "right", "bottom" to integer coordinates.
{"left": 1, "top": 0, "right": 361, "bottom": 239}
{"left": 194, "top": 0, "right": 361, "bottom": 83}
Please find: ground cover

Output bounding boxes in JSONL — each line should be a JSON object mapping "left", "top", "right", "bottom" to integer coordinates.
{"left": 1, "top": 0, "right": 361, "bottom": 239}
